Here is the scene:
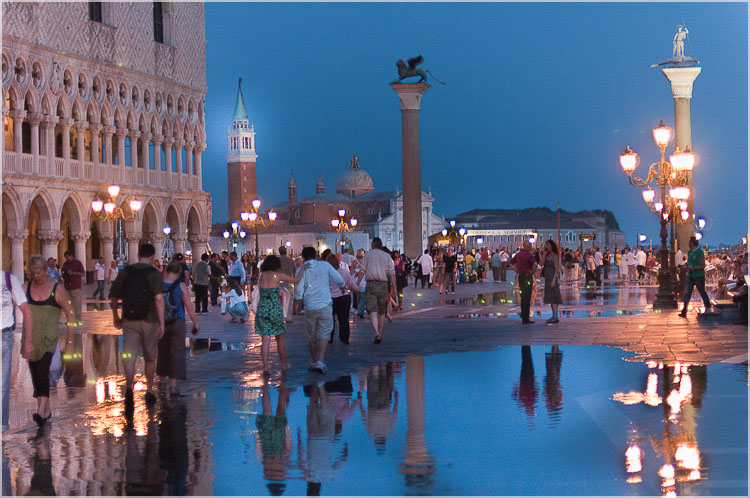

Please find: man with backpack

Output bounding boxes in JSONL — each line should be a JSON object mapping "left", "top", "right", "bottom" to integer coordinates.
{"left": 109, "top": 243, "right": 165, "bottom": 409}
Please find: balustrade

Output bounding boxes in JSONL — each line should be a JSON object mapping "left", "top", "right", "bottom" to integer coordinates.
{"left": 4, "top": 151, "right": 16, "bottom": 172}
{"left": 21, "top": 154, "right": 33, "bottom": 173}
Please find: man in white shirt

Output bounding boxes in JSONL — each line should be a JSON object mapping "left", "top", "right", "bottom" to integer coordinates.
{"left": 594, "top": 248, "right": 603, "bottom": 287}
{"left": 499, "top": 247, "right": 510, "bottom": 282}
{"left": 636, "top": 247, "right": 648, "bottom": 283}
{"left": 626, "top": 249, "right": 638, "bottom": 281}
{"left": 340, "top": 248, "right": 354, "bottom": 269}
{"left": 2, "top": 270, "right": 32, "bottom": 431}
{"left": 228, "top": 251, "right": 246, "bottom": 284}
{"left": 359, "top": 238, "right": 396, "bottom": 344}
{"left": 415, "top": 249, "right": 433, "bottom": 289}
{"left": 295, "top": 247, "right": 345, "bottom": 374}
{"left": 93, "top": 257, "right": 107, "bottom": 301}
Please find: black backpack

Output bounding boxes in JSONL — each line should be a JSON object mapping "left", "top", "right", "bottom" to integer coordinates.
{"left": 163, "top": 281, "right": 180, "bottom": 324}
{"left": 121, "top": 266, "right": 158, "bottom": 321}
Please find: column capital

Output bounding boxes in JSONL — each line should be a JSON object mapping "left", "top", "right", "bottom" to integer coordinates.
{"left": 7, "top": 229, "right": 29, "bottom": 241}
{"left": 188, "top": 235, "right": 210, "bottom": 245}
{"left": 99, "top": 232, "right": 115, "bottom": 243}
{"left": 60, "top": 118, "right": 74, "bottom": 128}
{"left": 129, "top": 130, "right": 141, "bottom": 139}
{"left": 116, "top": 127, "right": 129, "bottom": 138}
{"left": 152, "top": 134, "right": 164, "bottom": 144}
{"left": 70, "top": 231, "right": 91, "bottom": 243}
{"left": 175, "top": 139, "right": 185, "bottom": 148}
{"left": 389, "top": 82, "right": 431, "bottom": 110}
{"left": 142, "top": 132, "right": 153, "bottom": 141}
{"left": 172, "top": 233, "right": 188, "bottom": 242}
{"left": 150, "top": 234, "right": 166, "bottom": 243}
{"left": 662, "top": 67, "right": 702, "bottom": 99}
{"left": 89, "top": 123, "right": 102, "bottom": 134}
{"left": 163, "top": 137, "right": 174, "bottom": 147}
{"left": 37, "top": 229, "right": 65, "bottom": 243}
{"left": 41, "top": 115, "right": 59, "bottom": 128}
{"left": 124, "top": 233, "right": 143, "bottom": 243}
{"left": 74, "top": 120, "right": 89, "bottom": 130}
{"left": 103, "top": 125, "right": 116, "bottom": 136}
{"left": 27, "top": 112, "right": 43, "bottom": 126}
{"left": 185, "top": 141, "right": 195, "bottom": 150}
{"left": 9, "top": 109, "right": 27, "bottom": 120}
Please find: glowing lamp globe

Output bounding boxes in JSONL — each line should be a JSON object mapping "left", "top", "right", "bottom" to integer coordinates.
{"left": 251, "top": 199, "right": 261, "bottom": 210}
{"left": 441, "top": 228, "right": 448, "bottom": 236}
{"left": 638, "top": 234, "right": 647, "bottom": 242}
{"left": 91, "top": 200, "right": 104, "bottom": 212}
{"left": 652, "top": 121, "right": 672, "bottom": 147}
{"left": 642, "top": 188, "right": 655, "bottom": 204}
{"left": 338, "top": 208, "right": 346, "bottom": 217}
{"left": 240, "top": 212, "right": 250, "bottom": 221}
{"left": 450, "top": 220, "right": 456, "bottom": 227}
{"left": 697, "top": 217, "right": 706, "bottom": 230}
{"left": 528, "top": 236, "right": 536, "bottom": 244}
{"left": 669, "top": 148, "right": 696, "bottom": 172}
{"left": 231, "top": 222, "right": 239, "bottom": 230}
{"left": 239, "top": 230, "right": 247, "bottom": 238}
{"left": 676, "top": 200, "right": 688, "bottom": 211}
{"left": 619, "top": 146, "right": 639, "bottom": 173}
{"left": 681, "top": 210, "right": 690, "bottom": 222}
{"left": 249, "top": 213, "right": 258, "bottom": 222}
{"left": 285, "top": 240, "right": 292, "bottom": 248}
{"left": 350, "top": 218, "right": 358, "bottom": 227}
{"left": 669, "top": 187, "right": 690, "bottom": 201}
{"left": 654, "top": 202, "right": 664, "bottom": 212}
{"left": 694, "top": 232, "right": 702, "bottom": 241}
{"left": 107, "top": 184, "right": 121, "bottom": 198}
{"left": 162, "top": 226, "right": 171, "bottom": 235}
{"left": 331, "top": 219, "right": 340, "bottom": 228}
{"left": 129, "top": 199, "right": 142, "bottom": 212}
{"left": 104, "top": 202, "right": 116, "bottom": 214}
{"left": 477, "top": 237, "right": 484, "bottom": 244}
{"left": 268, "top": 211, "right": 277, "bottom": 222}
{"left": 222, "top": 231, "right": 230, "bottom": 239}
{"left": 458, "top": 227, "right": 466, "bottom": 236}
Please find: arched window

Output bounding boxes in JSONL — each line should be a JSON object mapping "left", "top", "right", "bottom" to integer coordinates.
{"left": 153, "top": 2, "right": 164, "bottom": 43}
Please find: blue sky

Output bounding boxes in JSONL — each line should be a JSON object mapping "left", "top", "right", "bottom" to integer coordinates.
{"left": 203, "top": 2, "right": 747, "bottom": 245}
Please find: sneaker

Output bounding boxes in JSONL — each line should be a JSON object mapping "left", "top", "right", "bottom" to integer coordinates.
{"left": 314, "top": 362, "right": 328, "bottom": 374}
{"left": 308, "top": 361, "right": 317, "bottom": 371}
{"left": 678, "top": 311, "right": 687, "bottom": 318}
{"left": 546, "top": 318, "right": 560, "bottom": 324}
{"left": 144, "top": 392, "right": 157, "bottom": 405}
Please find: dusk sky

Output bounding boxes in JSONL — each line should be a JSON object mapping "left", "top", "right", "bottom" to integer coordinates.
{"left": 203, "top": 2, "right": 747, "bottom": 246}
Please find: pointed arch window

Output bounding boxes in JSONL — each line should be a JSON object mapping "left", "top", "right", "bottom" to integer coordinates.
{"left": 153, "top": 2, "right": 164, "bottom": 43}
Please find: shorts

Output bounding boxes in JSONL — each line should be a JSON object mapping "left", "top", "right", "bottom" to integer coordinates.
{"left": 122, "top": 320, "right": 159, "bottom": 362}
{"left": 365, "top": 281, "right": 389, "bottom": 314}
{"left": 304, "top": 304, "right": 333, "bottom": 342}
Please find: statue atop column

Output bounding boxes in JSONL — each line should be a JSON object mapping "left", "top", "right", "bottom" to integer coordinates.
{"left": 651, "top": 25, "right": 700, "bottom": 67}
{"left": 391, "top": 55, "right": 446, "bottom": 85}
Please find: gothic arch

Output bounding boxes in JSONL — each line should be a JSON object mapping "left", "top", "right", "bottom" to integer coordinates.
{"left": 5, "top": 82, "right": 23, "bottom": 110}
{"left": 150, "top": 114, "right": 159, "bottom": 135}
{"left": 100, "top": 102, "right": 112, "bottom": 127}
{"left": 71, "top": 98, "right": 85, "bottom": 121}
{"left": 23, "top": 86, "right": 40, "bottom": 112}
{"left": 1, "top": 187, "right": 23, "bottom": 232}
{"left": 114, "top": 107, "right": 125, "bottom": 128}
{"left": 161, "top": 117, "right": 171, "bottom": 137}
{"left": 86, "top": 100, "right": 98, "bottom": 124}
{"left": 126, "top": 109, "right": 137, "bottom": 130}
{"left": 41, "top": 91, "right": 55, "bottom": 115}
{"left": 186, "top": 203, "right": 204, "bottom": 237}
{"left": 59, "top": 190, "right": 87, "bottom": 233}
{"left": 140, "top": 199, "right": 160, "bottom": 236}
{"left": 165, "top": 202, "right": 184, "bottom": 233}
{"left": 26, "top": 188, "right": 57, "bottom": 231}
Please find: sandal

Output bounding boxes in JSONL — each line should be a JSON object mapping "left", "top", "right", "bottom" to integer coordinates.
{"left": 373, "top": 336, "right": 382, "bottom": 344}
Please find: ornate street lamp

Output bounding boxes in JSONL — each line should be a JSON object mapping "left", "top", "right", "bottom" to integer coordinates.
{"left": 91, "top": 184, "right": 142, "bottom": 222}
{"left": 331, "top": 208, "right": 358, "bottom": 251}
{"left": 619, "top": 121, "right": 695, "bottom": 309}
{"left": 240, "top": 199, "right": 276, "bottom": 261}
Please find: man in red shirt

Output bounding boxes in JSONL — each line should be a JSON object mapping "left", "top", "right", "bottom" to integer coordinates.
{"left": 510, "top": 241, "right": 536, "bottom": 324}
{"left": 61, "top": 250, "right": 85, "bottom": 325}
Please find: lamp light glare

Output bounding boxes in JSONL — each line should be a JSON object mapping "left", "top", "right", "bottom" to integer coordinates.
{"left": 252, "top": 199, "right": 261, "bottom": 210}
{"left": 239, "top": 230, "right": 247, "bottom": 238}
{"left": 240, "top": 212, "right": 250, "bottom": 221}
{"left": 652, "top": 121, "right": 672, "bottom": 147}
{"left": 642, "top": 188, "right": 655, "bottom": 204}
{"left": 697, "top": 217, "right": 706, "bottom": 230}
{"left": 681, "top": 210, "right": 690, "bottom": 222}
{"left": 669, "top": 187, "right": 690, "bottom": 201}
{"left": 638, "top": 234, "right": 647, "bottom": 242}
{"left": 107, "top": 184, "right": 121, "bottom": 198}
{"left": 477, "top": 237, "right": 484, "bottom": 245}
{"left": 268, "top": 211, "right": 277, "bottom": 222}
{"left": 104, "top": 202, "right": 116, "bottom": 214}
{"left": 441, "top": 228, "right": 448, "bottom": 236}
{"left": 231, "top": 222, "right": 239, "bottom": 230}
{"left": 669, "top": 148, "right": 696, "bottom": 172}
{"left": 694, "top": 232, "right": 702, "bottom": 241}
{"left": 528, "top": 236, "right": 536, "bottom": 244}
{"left": 654, "top": 202, "right": 664, "bottom": 212}
{"left": 91, "top": 200, "right": 104, "bottom": 212}
{"left": 338, "top": 208, "right": 346, "bottom": 217}
{"left": 619, "top": 146, "right": 639, "bottom": 173}
{"left": 458, "top": 227, "right": 466, "bottom": 236}
{"left": 285, "top": 240, "right": 292, "bottom": 247}
{"left": 331, "top": 219, "right": 340, "bottom": 228}
{"left": 249, "top": 212, "right": 258, "bottom": 222}
{"left": 162, "top": 225, "right": 171, "bottom": 235}
{"left": 222, "top": 231, "right": 230, "bottom": 239}
{"left": 350, "top": 218, "right": 358, "bottom": 227}
{"left": 129, "top": 199, "right": 142, "bottom": 212}
{"left": 450, "top": 219, "right": 456, "bottom": 227}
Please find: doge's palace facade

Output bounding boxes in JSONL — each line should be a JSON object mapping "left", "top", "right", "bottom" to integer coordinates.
{"left": 2, "top": 2, "right": 211, "bottom": 279}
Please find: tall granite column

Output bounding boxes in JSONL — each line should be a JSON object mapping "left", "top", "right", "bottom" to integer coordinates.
{"left": 390, "top": 82, "right": 430, "bottom": 259}
{"left": 662, "top": 67, "right": 701, "bottom": 251}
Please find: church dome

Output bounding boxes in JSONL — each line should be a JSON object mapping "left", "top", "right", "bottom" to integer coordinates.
{"left": 336, "top": 152, "right": 374, "bottom": 197}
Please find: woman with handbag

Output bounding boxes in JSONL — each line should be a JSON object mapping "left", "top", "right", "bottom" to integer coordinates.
{"left": 254, "top": 255, "right": 307, "bottom": 375}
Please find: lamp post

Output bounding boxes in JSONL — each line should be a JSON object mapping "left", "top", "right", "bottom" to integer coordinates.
{"left": 222, "top": 221, "right": 247, "bottom": 252}
{"left": 91, "top": 184, "right": 142, "bottom": 222}
{"left": 240, "top": 199, "right": 276, "bottom": 262}
{"left": 331, "top": 208, "right": 358, "bottom": 252}
{"left": 619, "top": 121, "right": 695, "bottom": 309}
{"left": 441, "top": 220, "right": 467, "bottom": 250}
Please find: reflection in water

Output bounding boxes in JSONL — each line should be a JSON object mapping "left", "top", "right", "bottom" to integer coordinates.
{"left": 543, "top": 346, "right": 563, "bottom": 423}
{"left": 27, "top": 428, "right": 55, "bottom": 496}
{"left": 160, "top": 398, "right": 189, "bottom": 496}
{"left": 62, "top": 333, "right": 86, "bottom": 389}
{"left": 613, "top": 362, "right": 709, "bottom": 496}
{"left": 399, "top": 356, "right": 435, "bottom": 488}
{"left": 512, "top": 346, "right": 538, "bottom": 420}
{"left": 360, "top": 364, "right": 399, "bottom": 453}
{"left": 125, "top": 413, "right": 162, "bottom": 495}
{"left": 255, "top": 379, "right": 292, "bottom": 495}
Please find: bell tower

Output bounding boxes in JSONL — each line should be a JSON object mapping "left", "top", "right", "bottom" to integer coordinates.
{"left": 226, "top": 78, "right": 257, "bottom": 221}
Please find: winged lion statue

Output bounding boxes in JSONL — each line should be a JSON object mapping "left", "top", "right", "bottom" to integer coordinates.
{"left": 391, "top": 55, "right": 445, "bottom": 85}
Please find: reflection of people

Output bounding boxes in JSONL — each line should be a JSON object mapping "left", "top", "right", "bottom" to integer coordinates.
{"left": 159, "top": 398, "right": 189, "bottom": 496}
{"left": 2, "top": 269, "right": 32, "bottom": 431}
{"left": 543, "top": 346, "right": 564, "bottom": 421}
{"left": 360, "top": 364, "right": 399, "bottom": 453}
{"left": 541, "top": 241, "right": 562, "bottom": 324}
{"left": 510, "top": 242, "right": 536, "bottom": 324}
{"left": 125, "top": 415, "right": 162, "bottom": 495}
{"left": 512, "top": 346, "right": 538, "bottom": 418}
{"left": 26, "top": 429, "right": 56, "bottom": 496}
{"left": 255, "top": 378, "right": 292, "bottom": 495}
{"left": 62, "top": 333, "right": 85, "bottom": 388}
{"left": 297, "top": 383, "right": 348, "bottom": 496}
{"left": 324, "top": 375, "right": 361, "bottom": 434}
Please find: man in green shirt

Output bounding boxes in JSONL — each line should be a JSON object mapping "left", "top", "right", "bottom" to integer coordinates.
{"left": 678, "top": 237, "right": 713, "bottom": 317}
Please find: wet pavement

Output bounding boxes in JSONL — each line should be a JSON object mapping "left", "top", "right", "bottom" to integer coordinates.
{"left": 2, "top": 278, "right": 747, "bottom": 495}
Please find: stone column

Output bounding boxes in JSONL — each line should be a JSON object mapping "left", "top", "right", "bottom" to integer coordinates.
{"left": 75, "top": 121, "right": 87, "bottom": 167}
{"left": 71, "top": 231, "right": 90, "bottom": 274}
{"left": 163, "top": 138, "right": 173, "bottom": 172}
{"left": 194, "top": 144, "right": 204, "bottom": 184}
{"left": 103, "top": 126, "right": 115, "bottom": 166}
{"left": 400, "top": 356, "right": 434, "bottom": 481}
{"left": 153, "top": 134, "right": 163, "bottom": 172}
{"left": 10, "top": 109, "right": 25, "bottom": 167}
{"left": 172, "top": 233, "right": 187, "bottom": 255}
{"left": 37, "top": 230, "right": 65, "bottom": 261}
{"left": 7, "top": 230, "right": 28, "bottom": 280}
{"left": 27, "top": 112, "right": 42, "bottom": 173}
{"left": 116, "top": 128, "right": 128, "bottom": 167}
{"left": 61, "top": 118, "right": 72, "bottom": 163}
{"left": 662, "top": 67, "right": 701, "bottom": 251}
{"left": 390, "top": 82, "right": 430, "bottom": 258}
{"left": 89, "top": 123, "right": 101, "bottom": 165}
{"left": 129, "top": 131, "right": 140, "bottom": 168}
{"left": 175, "top": 139, "right": 184, "bottom": 176}
{"left": 150, "top": 234, "right": 165, "bottom": 261}
{"left": 188, "top": 235, "right": 209, "bottom": 259}
{"left": 141, "top": 132, "right": 151, "bottom": 170}
{"left": 42, "top": 116, "right": 58, "bottom": 175}
{"left": 125, "top": 233, "right": 142, "bottom": 265}
{"left": 185, "top": 141, "right": 194, "bottom": 177}
{"left": 99, "top": 230, "right": 115, "bottom": 271}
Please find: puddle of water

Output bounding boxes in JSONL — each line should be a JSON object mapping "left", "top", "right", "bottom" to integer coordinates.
{"left": 447, "top": 309, "right": 646, "bottom": 319}
{"left": 3, "top": 343, "right": 747, "bottom": 496}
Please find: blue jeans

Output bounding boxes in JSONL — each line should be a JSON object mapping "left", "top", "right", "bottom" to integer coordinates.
{"left": 2, "top": 329, "right": 13, "bottom": 427}
{"left": 93, "top": 280, "right": 105, "bottom": 300}
{"left": 683, "top": 275, "right": 711, "bottom": 311}
{"left": 228, "top": 301, "right": 249, "bottom": 320}
{"left": 357, "top": 291, "right": 366, "bottom": 316}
